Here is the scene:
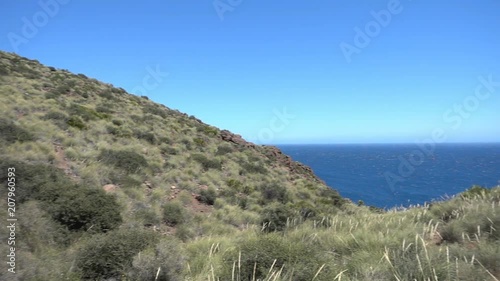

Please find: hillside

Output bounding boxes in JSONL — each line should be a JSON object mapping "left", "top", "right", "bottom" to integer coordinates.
{"left": 0, "top": 51, "right": 499, "bottom": 281}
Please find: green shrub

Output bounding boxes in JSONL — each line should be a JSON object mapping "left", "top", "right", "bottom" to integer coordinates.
{"left": 160, "top": 145, "right": 178, "bottom": 155}
{"left": 260, "top": 183, "right": 289, "bottom": 204}
{"left": 193, "top": 137, "right": 206, "bottom": 147}
{"left": 196, "top": 188, "right": 217, "bottom": 205}
{"left": 43, "top": 110, "right": 68, "bottom": 121}
{"left": 200, "top": 125, "right": 218, "bottom": 136}
{"left": 111, "top": 119, "right": 123, "bottom": 126}
{"left": 226, "top": 179, "right": 243, "bottom": 190}
{"left": 134, "top": 207, "right": 160, "bottom": 226}
{"left": 222, "top": 233, "right": 328, "bottom": 280}
{"left": 317, "top": 187, "right": 345, "bottom": 207}
{"left": 98, "top": 149, "right": 149, "bottom": 173}
{"left": 0, "top": 160, "right": 122, "bottom": 233}
{"left": 181, "top": 138, "right": 192, "bottom": 150}
{"left": 215, "top": 144, "right": 234, "bottom": 156}
{"left": 0, "top": 160, "right": 66, "bottom": 203}
{"left": 76, "top": 228, "right": 157, "bottom": 280}
{"left": 68, "top": 103, "right": 108, "bottom": 121}
{"left": 95, "top": 103, "right": 115, "bottom": 114}
{"left": 142, "top": 104, "right": 168, "bottom": 118}
{"left": 0, "top": 65, "right": 9, "bottom": 75}
{"left": 129, "top": 238, "right": 185, "bottom": 281}
{"left": 67, "top": 116, "right": 86, "bottom": 130}
{"left": 134, "top": 130, "right": 157, "bottom": 144}
{"left": 0, "top": 117, "right": 34, "bottom": 143}
{"left": 190, "top": 153, "right": 222, "bottom": 171}
{"left": 240, "top": 161, "right": 268, "bottom": 174}
{"left": 260, "top": 203, "right": 294, "bottom": 232}
{"left": 430, "top": 200, "right": 462, "bottom": 222}
{"left": 106, "top": 125, "right": 132, "bottom": 137}
{"left": 162, "top": 201, "right": 187, "bottom": 226}
{"left": 46, "top": 186, "right": 123, "bottom": 232}
{"left": 99, "top": 89, "right": 120, "bottom": 101}
{"left": 460, "top": 185, "right": 490, "bottom": 199}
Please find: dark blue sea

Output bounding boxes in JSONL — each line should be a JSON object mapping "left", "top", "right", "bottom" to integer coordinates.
{"left": 277, "top": 143, "right": 500, "bottom": 209}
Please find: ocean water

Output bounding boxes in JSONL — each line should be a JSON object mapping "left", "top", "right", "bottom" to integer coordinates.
{"left": 277, "top": 143, "right": 500, "bottom": 209}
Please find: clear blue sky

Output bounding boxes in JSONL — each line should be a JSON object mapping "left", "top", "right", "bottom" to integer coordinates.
{"left": 1, "top": 0, "right": 499, "bottom": 144}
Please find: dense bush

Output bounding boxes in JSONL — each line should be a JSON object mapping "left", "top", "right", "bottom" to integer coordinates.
{"left": 134, "top": 208, "right": 161, "bottom": 226}
{"left": 0, "top": 117, "right": 34, "bottom": 143}
{"left": 215, "top": 144, "right": 234, "bottom": 156}
{"left": 317, "top": 187, "right": 345, "bottom": 207}
{"left": 162, "top": 201, "right": 187, "bottom": 226}
{"left": 67, "top": 116, "right": 86, "bottom": 130}
{"left": 142, "top": 104, "right": 168, "bottom": 118}
{"left": 197, "top": 125, "right": 218, "bottom": 137}
{"left": 43, "top": 110, "right": 68, "bottom": 129}
{"left": 134, "top": 129, "right": 157, "bottom": 144}
{"left": 460, "top": 185, "right": 490, "bottom": 199}
{"left": 240, "top": 161, "right": 268, "bottom": 174}
{"left": 76, "top": 228, "right": 157, "bottom": 280}
{"left": 0, "top": 160, "right": 67, "bottom": 203}
{"left": 193, "top": 137, "right": 206, "bottom": 147}
{"left": 260, "top": 183, "right": 289, "bottom": 204}
{"left": 129, "top": 238, "right": 186, "bottom": 281}
{"left": 190, "top": 153, "right": 222, "bottom": 171}
{"left": 222, "top": 233, "right": 328, "bottom": 280}
{"left": 106, "top": 125, "right": 133, "bottom": 137}
{"left": 98, "top": 149, "right": 149, "bottom": 173}
{"left": 68, "top": 103, "right": 108, "bottom": 121}
{"left": 196, "top": 188, "right": 217, "bottom": 205}
{"left": 260, "top": 203, "right": 294, "bottom": 232}
{"left": 95, "top": 103, "right": 115, "bottom": 114}
{"left": 160, "top": 145, "right": 178, "bottom": 155}
{"left": 0, "top": 160, "right": 122, "bottom": 233}
{"left": 46, "top": 186, "right": 123, "bottom": 232}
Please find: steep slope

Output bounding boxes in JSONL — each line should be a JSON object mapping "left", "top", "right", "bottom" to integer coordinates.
{"left": 0, "top": 51, "right": 345, "bottom": 279}
{"left": 0, "top": 51, "right": 499, "bottom": 281}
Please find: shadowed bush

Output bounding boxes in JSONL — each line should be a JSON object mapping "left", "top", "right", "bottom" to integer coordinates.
{"left": 260, "top": 203, "right": 295, "bottom": 232}
{"left": 260, "top": 183, "right": 289, "bottom": 204}
{"left": 46, "top": 186, "right": 123, "bottom": 232}
{"left": 76, "top": 228, "right": 158, "bottom": 280}
{"left": 98, "top": 149, "right": 149, "bottom": 173}
{"left": 129, "top": 238, "right": 186, "bottom": 281}
{"left": 163, "top": 201, "right": 187, "bottom": 226}
{"left": 0, "top": 117, "right": 34, "bottom": 143}
{"left": 0, "top": 160, "right": 122, "bottom": 233}
{"left": 196, "top": 188, "right": 217, "bottom": 205}
{"left": 191, "top": 153, "right": 222, "bottom": 171}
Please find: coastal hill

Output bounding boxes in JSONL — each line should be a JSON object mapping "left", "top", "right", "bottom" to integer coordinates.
{"left": 0, "top": 51, "right": 499, "bottom": 280}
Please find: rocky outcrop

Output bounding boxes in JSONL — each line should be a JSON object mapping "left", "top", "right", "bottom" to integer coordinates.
{"left": 262, "top": 145, "right": 325, "bottom": 184}
{"left": 220, "top": 130, "right": 256, "bottom": 148}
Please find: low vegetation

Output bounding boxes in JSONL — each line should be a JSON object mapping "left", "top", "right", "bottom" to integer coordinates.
{"left": 0, "top": 51, "right": 499, "bottom": 280}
